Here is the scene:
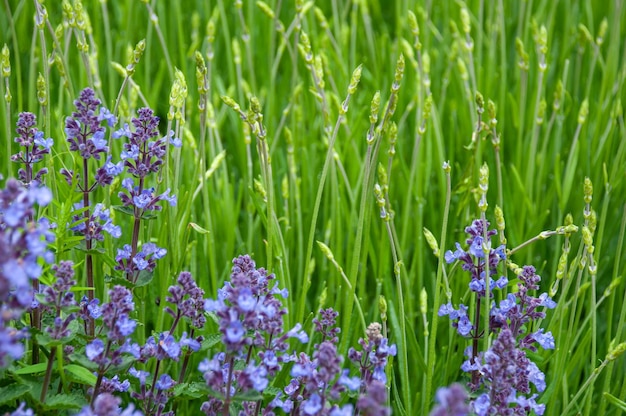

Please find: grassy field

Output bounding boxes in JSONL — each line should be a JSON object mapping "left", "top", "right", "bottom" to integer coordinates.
{"left": 1, "top": 0, "right": 625, "bottom": 415}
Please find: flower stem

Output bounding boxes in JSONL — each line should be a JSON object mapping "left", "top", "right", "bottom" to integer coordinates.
{"left": 40, "top": 345, "right": 56, "bottom": 401}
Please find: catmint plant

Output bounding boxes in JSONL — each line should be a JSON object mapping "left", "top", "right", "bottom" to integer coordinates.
{"left": 38, "top": 261, "right": 79, "bottom": 400}
{"left": 61, "top": 87, "right": 122, "bottom": 331}
{"left": 200, "top": 255, "right": 396, "bottom": 416}
{"left": 279, "top": 307, "right": 357, "bottom": 416}
{"left": 201, "top": 254, "right": 309, "bottom": 415}
{"left": 112, "top": 107, "right": 179, "bottom": 284}
{"left": 12, "top": 112, "right": 52, "bottom": 186}
{"left": 11, "top": 111, "right": 53, "bottom": 362}
{"left": 0, "top": 178, "right": 53, "bottom": 368}
{"left": 86, "top": 285, "right": 140, "bottom": 406}
{"left": 128, "top": 271, "right": 205, "bottom": 416}
{"left": 436, "top": 219, "right": 556, "bottom": 415}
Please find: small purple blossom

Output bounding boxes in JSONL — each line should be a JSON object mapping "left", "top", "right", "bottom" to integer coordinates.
{"left": 71, "top": 202, "right": 121, "bottom": 241}
{"left": 65, "top": 88, "right": 109, "bottom": 161}
{"left": 12, "top": 112, "right": 51, "bottom": 184}
{"left": 430, "top": 383, "right": 470, "bottom": 416}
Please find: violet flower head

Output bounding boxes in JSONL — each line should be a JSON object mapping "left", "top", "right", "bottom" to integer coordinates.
{"left": 470, "top": 329, "right": 546, "bottom": 416}
{"left": 356, "top": 380, "right": 391, "bottom": 416}
{"left": 444, "top": 220, "right": 505, "bottom": 296}
{"left": 347, "top": 322, "right": 397, "bottom": 388}
{"left": 440, "top": 218, "right": 555, "bottom": 414}
{"left": 114, "top": 242, "right": 167, "bottom": 283}
{"left": 65, "top": 88, "right": 115, "bottom": 161}
{"left": 140, "top": 332, "right": 182, "bottom": 361}
{"left": 113, "top": 107, "right": 179, "bottom": 186}
{"left": 1, "top": 179, "right": 54, "bottom": 322}
{"left": 430, "top": 383, "right": 470, "bottom": 416}
{"left": 76, "top": 392, "right": 142, "bottom": 416}
{"left": 79, "top": 295, "right": 102, "bottom": 320}
{"left": 62, "top": 88, "right": 121, "bottom": 188}
{"left": 165, "top": 271, "right": 207, "bottom": 329}
{"left": 12, "top": 112, "right": 52, "bottom": 184}
{"left": 110, "top": 110, "right": 177, "bottom": 286}
{"left": 203, "top": 254, "right": 302, "bottom": 354}
{"left": 200, "top": 255, "right": 309, "bottom": 414}
{"left": 70, "top": 202, "right": 121, "bottom": 241}
{"left": 313, "top": 308, "right": 341, "bottom": 343}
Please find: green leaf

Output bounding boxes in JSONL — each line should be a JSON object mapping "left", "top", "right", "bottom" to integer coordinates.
{"left": 64, "top": 364, "right": 97, "bottom": 386}
{"left": 0, "top": 383, "right": 32, "bottom": 405}
{"left": 112, "top": 205, "right": 158, "bottom": 220}
{"left": 35, "top": 320, "right": 80, "bottom": 348}
{"left": 43, "top": 393, "right": 86, "bottom": 410}
{"left": 13, "top": 362, "right": 48, "bottom": 375}
{"left": 202, "top": 333, "right": 222, "bottom": 350}
{"left": 112, "top": 205, "right": 136, "bottom": 217}
{"left": 232, "top": 389, "right": 263, "bottom": 402}
{"left": 104, "top": 274, "right": 134, "bottom": 289}
{"left": 172, "top": 381, "right": 210, "bottom": 399}
{"left": 604, "top": 392, "right": 626, "bottom": 411}
{"left": 135, "top": 270, "right": 154, "bottom": 287}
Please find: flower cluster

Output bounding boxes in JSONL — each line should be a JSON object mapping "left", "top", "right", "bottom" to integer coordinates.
{"left": 113, "top": 107, "right": 179, "bottom": 211}
{"left": 111, "top": 107, "right": 178, "bottom": 284}
{"left": 471, "top": 329, "right": 546, "bottom": 415}
{"left": 114, "top": 242, "right": 167, "bottom": 282}
{"left": 11, "top": 112, "right": 52, "bottom": 185}
{"left": 348, "top": 322, "right": 397, "bottom": 387}
{"left": 430, "top": 383, "right": 470, "bottom": 416}
{"left": 277, "top": 308, "right": 355, "bottom": 416}
{"left": 40, "top": 261, "right": 78, "bottom": 340}
{"left": 61, "top": 87, "right": 121, "bottom": 188}
{"left": 436, "top": 219, "right": 556, "bottom": 415}
{"left": 85, "top": 286, "right": 140, "bottom": 401}
{"left": 70, "top": 202, "right": 122, "bottom": 241}
{"left": 123, "top": 271, "right": 207, "bottom": 415}
{"left": 164, "top": 271, "right": 207, "bottom": 330}
{"left": 77, "top": 392, "right": 142, "bottom": 416}
{"left": 199, "top": 255, "right": 396, "bottom": 415}
{"left": 0, "top": 179, "right": 54, "bottom": 367}
{"left": 200, "top": 255, "right": 309, "bottom": 414}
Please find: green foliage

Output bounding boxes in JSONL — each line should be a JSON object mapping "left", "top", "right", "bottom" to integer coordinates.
{"left": 0, "top": 0, "right": 625, "bottom": 415}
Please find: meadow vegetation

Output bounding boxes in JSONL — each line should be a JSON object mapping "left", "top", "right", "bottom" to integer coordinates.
{"left": 1, "top": 0, "right": 625, "bottom": 415}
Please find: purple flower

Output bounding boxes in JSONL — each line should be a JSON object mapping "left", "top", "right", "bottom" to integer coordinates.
{"left": 338, "top": 369, "right": 361, "bottom": 391}
{"left": 65, "top": 88, "right": 109, "bottom": 160}
{"left": 438, "top": 302, "right": 455, "bottom": 317}
{"left": 527, "top": 361, "right": 546, "bottom": 392}
{"left": 158, "top": 333, "right": 182, "bottom": 359}
{"left": 12, "top": 112, "right": 51, "bottom": 184}
{"left": 156, "top": 374, "right": 175, "bottom": 390}
{"left": 86, "top": 339, "right": 105, "bottom": 361}
{"left": 70, "top": 202, "right": 121, "bottom": 241}
{"left": 77, "top": 392, "right": 142, "bottom": 416}
{"left": 98, "top": 107, "right": 117, "bottom": 127}
{"left": 473, "top": 393, "right": 490, "bottom": 416}
{"left": 129, "top": 367, "right": 150, "bottom": 385}
{"left": 225, "top": 319, "right": 245, "bottom": 345}
{"left": 179, "top": 333, "right": 201, "bottom": 351}
{"left": 356, "top": 380, "right": 390, "bottom": 416}
{"left": 80, "top": 296, "right": 102, "bottom": 320}
{"left": 532, "top": 329, "right": 555, "bottom": 350}
{"left": 114, "top": 314, "right": 136, "bottom": 338}
{"left": 430, "top": 383, "right": 470, "bottom": 416}
{"left": 302, "top": 393, "right": 322, "bottom": 415}
{"left": 244, "top": 362, "right": 268, "bottom": 391}
{"left": 9, "top": 402, "right": 33, "bottom": 416}
{"left": 165, "top": 271, "right": 207, "bottom": 329}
